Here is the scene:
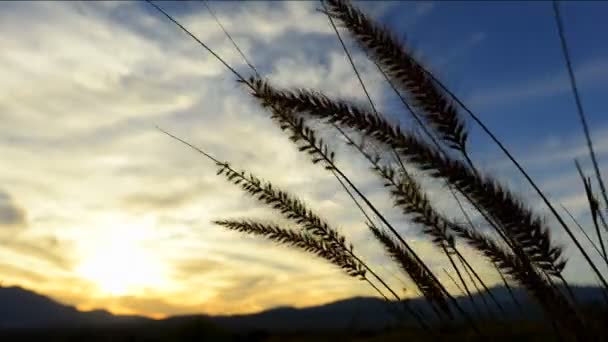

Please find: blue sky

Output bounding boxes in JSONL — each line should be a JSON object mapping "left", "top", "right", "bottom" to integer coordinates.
{"left": 0, "top": 0, "right": 607, "bottom": 318}
{"left": 374, "top": 1, "right": 608, "bottom": 150}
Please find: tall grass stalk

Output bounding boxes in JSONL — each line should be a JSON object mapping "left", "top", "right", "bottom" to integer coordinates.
{"left": 320, "top": 0, "right": 491, "bottom": 317}
{"left": 553, "top": 0, "right": 608, "bottom": 212}
{"left": 154, "top": 0, "right": 475, "bottom": 329}
{"left": 323, "top": 0, "right": 607, "bottom": 290}
{"left": 147, "top": 0, "right": 608, "bottom": 339}
{"left": 157, "top": 127, "right": 432, "bottom": 329}
{"left": 575, "top": 160, "right": 608, "bottom": 264}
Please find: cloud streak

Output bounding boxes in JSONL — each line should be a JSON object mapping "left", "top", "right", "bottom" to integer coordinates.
{"left": 467, "top": 58, "right": 608, "bottom": 109}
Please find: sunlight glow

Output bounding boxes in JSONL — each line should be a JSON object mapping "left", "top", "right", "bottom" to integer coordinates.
{"left": 76, "top": 217, "right": 167, "bottom": 296}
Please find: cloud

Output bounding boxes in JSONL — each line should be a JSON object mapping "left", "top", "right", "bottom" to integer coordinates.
{"left": 432, "top": 32, "right": 487, "bottom": 68}
{"left": 414, "top": 2, "right": 437, "bottom": 17}
{"left": 0, "top": 190, "right": 26, "bottom": 227}
{"left": 461, "top": 122, "right": 608, "bottom": 283}
{"left": 479, "top": 123, "right": 608, "bottom": 201}
{"left": 353, "top": 1, "right": 402, "bottom": 19}
{"left": 467, "top": 58, "right": 608, "bottom": 109}
{"left": 518, "top": 126, "right": 608, "bottom": 170}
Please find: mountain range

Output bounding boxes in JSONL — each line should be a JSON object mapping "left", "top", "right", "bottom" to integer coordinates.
{"left": 0, "top": 284, "right": 605, "bottom": 339}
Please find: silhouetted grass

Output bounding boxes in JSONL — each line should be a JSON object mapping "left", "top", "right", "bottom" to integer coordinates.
{"left": 148, "top": 0, "right": 608, "bottom": 340}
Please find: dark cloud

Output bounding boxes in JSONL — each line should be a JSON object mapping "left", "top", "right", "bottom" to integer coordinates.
{"left": 0, "top": 190, "right": 26, "bottom": 227}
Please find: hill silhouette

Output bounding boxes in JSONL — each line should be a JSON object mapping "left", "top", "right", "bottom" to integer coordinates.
{"left": 0, "top": 284, "right": 605, "bottom": 335}
{"left": 0, "top": 285, "right": 148, "bottom": 329}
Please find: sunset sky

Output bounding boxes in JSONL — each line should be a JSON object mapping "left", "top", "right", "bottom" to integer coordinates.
{"left": 1, "top": 1, "right": 608, "bottom": 319}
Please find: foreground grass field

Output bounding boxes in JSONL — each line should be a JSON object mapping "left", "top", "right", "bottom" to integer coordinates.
{"left": 3, "top": 318, "right": 607, "bottom": 342}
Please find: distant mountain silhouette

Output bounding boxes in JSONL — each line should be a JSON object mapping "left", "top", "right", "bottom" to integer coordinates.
{"left": 208, "top": 285, "right": 606, "bottom": 332}
{"left": 0, "top": 286, "right": 148, "bottom": 329}
{"left": 0, "top": 284, "right": 605, "bottom": 334}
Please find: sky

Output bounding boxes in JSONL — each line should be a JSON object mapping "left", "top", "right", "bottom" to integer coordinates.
{"left": 1, "top": 0, "right": 608, "bottom": 319}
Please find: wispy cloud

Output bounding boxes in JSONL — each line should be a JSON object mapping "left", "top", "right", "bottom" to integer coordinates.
{"left": 432, "top": 32, "right": 487, "bottom": 68}
{"left": 469, "top": 124, "right": 608, "bottom": 272}
{"left": 0, "top": 190, "right": 26, "bottom": 227}
{"left": 467, "top": 58, "right": 608, "bottom": 109}
{"left": 414, "top": 2, "right": 437, "bottom": 17}
{"left": 0, "top": 236, "right": 72, "bottom": 270}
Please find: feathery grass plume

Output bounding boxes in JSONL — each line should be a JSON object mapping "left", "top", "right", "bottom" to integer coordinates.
{"left": 367, "top": 223, "right": 451, "bottom": 319}
{"left": 553, "top": 1, "right": 608, "bottom": 214}
{"left": 156, "top": 126, "right": 341, "bottom": 254}
{"left": 148, "top": 0, "right": 601, "bottom": 336}
{"left": 215, "top": 160, "right": 412, "bottom": 306}
{"left": 189, "top": 2, "right": 430, "bottom": 321}
{"left": 157, "top": 127, "right": 420, "bottom": 307}
{"left": 149, "top": 2, "right": 435, "bottom": 327}
{"left": 377, "top": 161, "right": 455, "bottom": 250}
{"left": 147, "top": 2, "right": 474, "bottom": 329}
{"left": 448, "top": 222, "right": 586, "bottom": 339}
{"left": 161, "top": 129, "right": 435, "bottom": 329}
{"left": 248, "top": 77, "right": 567, "bottom": 279}
{"left": 254, "top": 78, "right": 587, "bottom": 328}
{"left": 157, "top": 127, "right": 358, "bottom": 273}
{"left": 321, "top": 8, "right": 501, "bottom": 316}
{"left": 215, "top": 220, "right": 366, "bottom": 278}
{"left": 357, "top": 144, "right": 501, "bottom": 316}
{"left": 244, "top": 82, "right": 483, "bottom": 324}
{"left": 241, "top": 94, "right": 338, "bottom": 173}
{"left": 216, "top": 165, "right": 347, "bottom": 252}
{"left": 321, "top": 0, "right": 468, "bottom": 155}
{"left": 316, "top": 0, "right": 585, "bottom": 312}
{"left": 199, "top": 1, "right": 409, "bottom": 285}
{"left": 575, "top": 160, "right": 608, "bottom": 263}
{"left": 339, "top": 124, "right": 496, "bottom": 318}
{"left": 318, "top": 0, "right": 608, "bottom": 292}
{"left": 257, "top": 97, "right": 457, "bottom": 317}
{"left": 321, "top": 0, "right": 420, "bottom": 221}
{"left": 318, "top": 0, "right": 608, "bottom": 293}
{"left": 562, "top": 205, "right": 608, "bottom": 264}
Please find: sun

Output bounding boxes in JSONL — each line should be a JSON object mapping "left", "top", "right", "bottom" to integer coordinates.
{"left": 76, "top": 218, "right": 167, "bottom": 296}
